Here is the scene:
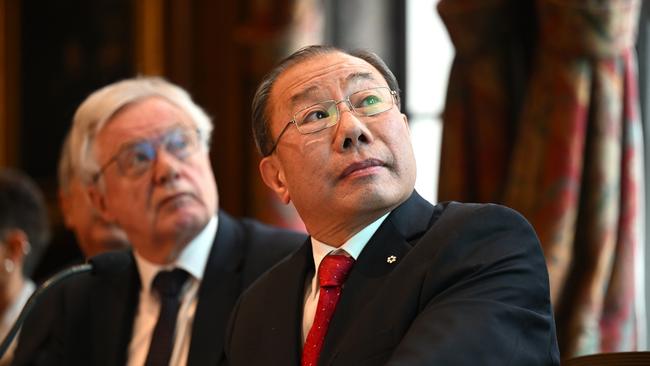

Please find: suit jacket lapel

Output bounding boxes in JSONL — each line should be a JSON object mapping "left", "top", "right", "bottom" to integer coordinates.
{"left": 264, "top": 242, "right": 313, "bottom": 365}
{"left": 89, "top": 251, "right": 140, "bottom": 366}
{"left": 188, "top": 211, "right": 245, "bottom": 366}
{"left": 319, "top": 191, "right": 435, "bottom": 365}
{"left": 226, "top": 240, "right": 311, "bottom": 365}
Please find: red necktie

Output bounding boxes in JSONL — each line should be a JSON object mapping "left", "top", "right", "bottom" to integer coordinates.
{"left": 302, "top": 254, "right": 355, "bottom": 366}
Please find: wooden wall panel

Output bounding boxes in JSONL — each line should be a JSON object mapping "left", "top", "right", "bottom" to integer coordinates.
{"left": 134, "top": 0, "right": 165, "bottom": 75}
{"left": 0, "top": 0, "right": 19, "bottom": 167}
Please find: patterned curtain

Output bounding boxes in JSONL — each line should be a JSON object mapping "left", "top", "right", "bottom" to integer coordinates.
{"left": 437, "top": 0, "right": 644, "bottom": 358}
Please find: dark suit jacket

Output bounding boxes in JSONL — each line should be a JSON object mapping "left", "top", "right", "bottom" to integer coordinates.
{"left": 12, "top": 211, "right": 305, "bottom": 366}
{"left": 225, "top": 192, "right": 560, "bottom": 365}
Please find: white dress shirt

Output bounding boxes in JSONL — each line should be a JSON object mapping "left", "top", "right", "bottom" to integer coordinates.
{"left": 302, "top": 213, "right": 389, "bottom": 343}
{"left": 0, "top": 280, "right": 35, "bottom": 366}
{"left": 128, "top": 216, "right": 217, "bottom": 366}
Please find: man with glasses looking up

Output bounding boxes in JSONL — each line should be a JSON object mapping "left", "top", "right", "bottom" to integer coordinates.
{"left": 12, "top": 77, "right": 305, "bottom": 366}
{"left": 225, "top": 45, "right": 560, "bottom": 365}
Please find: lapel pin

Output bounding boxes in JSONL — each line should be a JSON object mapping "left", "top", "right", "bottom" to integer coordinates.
{"left": 387, "top": 255, "right": 397, "bottom": 264}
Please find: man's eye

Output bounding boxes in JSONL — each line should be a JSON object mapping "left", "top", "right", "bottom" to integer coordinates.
{"left": 302, "top": 109, "right": 330, "bottom": 124}
{"left": 133, "top": 151, "right": 152, "bottom": 164}
{"left": 124, "top": 145, "right": 154, "bottom": 166}
{"left": 356, "top": 94, "right": 382, "bottom": 108}
{"left": 133, "top": 152, "right": 151, "bottom": 161}
{"left": 167, "top": 136, "right": 190, "bottom": 153}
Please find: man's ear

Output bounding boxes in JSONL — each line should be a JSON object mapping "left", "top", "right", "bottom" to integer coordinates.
{"left": 3, "top": 229, "right": 29, "bottom": 264}
{"left": 259, "top": 156, "right": 291, "bottom": 204}
{"left": 87, "top": 184, "right": 116, "bottom": 223}
{"left": 58, "top": 189, "right": 74, "bottom": 228}
{"left": 402, "top": 113, "right": 410, "bottom": 132}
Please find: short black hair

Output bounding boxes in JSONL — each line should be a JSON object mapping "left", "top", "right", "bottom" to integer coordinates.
{"left": 0, "top": 169, "right": 50, "bottom": 278}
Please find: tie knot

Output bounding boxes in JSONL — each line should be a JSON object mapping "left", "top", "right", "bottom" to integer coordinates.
{"left": 152, "top": 268, "right": 189, "bottom": 298}
{"left": 318, "top": 254, "right": 354, "bottom": 287}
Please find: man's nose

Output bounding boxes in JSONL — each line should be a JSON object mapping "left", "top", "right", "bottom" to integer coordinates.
{"left": 152, "top": 148, "right": 181, "bottom": 185}
{"left": 334, "top": 101, "right": 374, "bottom": 151}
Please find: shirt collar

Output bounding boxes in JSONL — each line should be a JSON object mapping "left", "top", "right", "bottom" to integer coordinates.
{"left": 310, "top": 212, "right": 389, "bottom": 272}
{"left": 1, "top": 280, "right": 35, "bottom": 331}
{"left": 134, "top": 215, "right": 218, "bottom": 293}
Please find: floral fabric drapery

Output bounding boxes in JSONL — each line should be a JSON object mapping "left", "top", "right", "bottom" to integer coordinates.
{"left": 437, "top": 0, "right": 644, "bottom": 358}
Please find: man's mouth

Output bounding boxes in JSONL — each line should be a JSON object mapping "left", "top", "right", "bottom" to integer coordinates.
{"left": 157, "top": 192, "right": 196, "bottom": 209}
{"left": 339, "top": 159, "right": 386, "bottom": 179}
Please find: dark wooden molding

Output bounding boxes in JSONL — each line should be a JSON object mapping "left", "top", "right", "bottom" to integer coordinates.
{"left": 0, "top": 0, "right": 20, "bottom": 167}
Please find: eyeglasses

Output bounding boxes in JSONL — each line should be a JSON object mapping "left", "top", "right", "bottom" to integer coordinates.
{"left": 92, "top": 126, "right": 201, "bottom": 182}
{"left": 266, "top": 86, "right": 398, "bottom": 155}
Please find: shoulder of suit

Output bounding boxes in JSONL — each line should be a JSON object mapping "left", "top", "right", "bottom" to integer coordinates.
{"left": 424, "top": 201, "right": 540, "bottom": 260}
{"left": 51, "top": 249, "right": 137, "bottom": 294}
{"left": 219, "top": 210, "right": 305, "bottom": 240}
{"left": 436, "top": 201, "right": 532, "bottom": 226}
{"left": 238, "top": 217, "right": 307, "bottom": 248}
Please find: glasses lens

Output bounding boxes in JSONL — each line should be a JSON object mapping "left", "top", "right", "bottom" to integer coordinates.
{"left": 290, "top": 87, "right": 394, "bottom": 136}
{"left": 117, "top": 141, "right": 156, "bottom": 177}
{"left": 165, "top": 129, "right": 198, "bottom": 160}
{"left": 112, "top": 128, "right": 198, "bottom": 178}
{"left": 349, "top": 87, "right": 393, "bottom": 116}
{"left": 294, "top": 101, "right": 339, "bottom": 134}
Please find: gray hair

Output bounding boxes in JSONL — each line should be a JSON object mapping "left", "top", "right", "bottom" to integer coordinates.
{"left": 69, "top": 77, "right": 213, "bottom": 184}
{"left": 58, "top": 132, "right": 74, "bottom": 194}
{"left": 251, "top": 45, "right": 401, "bottom": 157}
{"left": 57, "top": 129, "right": 86, "bottom": 194}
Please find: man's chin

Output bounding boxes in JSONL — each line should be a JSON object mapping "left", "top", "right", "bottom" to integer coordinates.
{"left": 102, "top": 239, "right": 130, "bottom": 251}
{"left": 162, "top": 211, "right": 209, "bottom": 241}
{"left": 341, "top": 187, "right": 408, "bottom": 214}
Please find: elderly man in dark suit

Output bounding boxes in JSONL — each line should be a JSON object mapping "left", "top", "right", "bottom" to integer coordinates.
{"left": 224, "top": 45, "right": 560, "bottom": 365}
{"left": 12, "top": 77, "right": 305, "bottom": 366}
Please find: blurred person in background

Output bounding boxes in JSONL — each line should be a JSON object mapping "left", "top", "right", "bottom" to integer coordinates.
{"left": 0, "top": 169, "right": 50, "bottom": 365}
{"left": 32, "top": 134, "right": 130, "bottom": 282}
{"left": 13, "top": 77, "right": 304, "bottom": 366}
{"left": 58, "top": 132, "right": 130, "bottom": 257}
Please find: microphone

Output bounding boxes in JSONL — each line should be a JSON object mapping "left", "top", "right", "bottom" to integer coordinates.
{"left": 0, "top": 250, "right": 131, "bottom": 359}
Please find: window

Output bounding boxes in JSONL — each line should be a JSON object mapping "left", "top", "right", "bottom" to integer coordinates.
{"left": 406, "top": 0, "right": 452, "bottom": 203}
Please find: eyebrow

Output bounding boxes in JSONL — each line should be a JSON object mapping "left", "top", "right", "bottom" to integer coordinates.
{"left": 345, "top": 72, "right": 376, "bottom": 85}
{"left": 289, "top": 72, "right": 378, "bottom": 109}
{"left": 290, "top": 86, "right": 320, "bottom": 109}
{"left": 113, "top": 123, "right": 188, "bottom": 153}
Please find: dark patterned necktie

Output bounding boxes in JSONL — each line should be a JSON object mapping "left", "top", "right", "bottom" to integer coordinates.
{"left": 144, "top": 268, "right": 189, "bottom": 366}
{"left": 302, "top": 254, "right": 355, "bottom": 366}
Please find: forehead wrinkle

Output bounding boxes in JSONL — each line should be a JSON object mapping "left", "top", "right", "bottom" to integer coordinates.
{"left": 290, "top": 85, "right": 321, "bottom": 109}
{"left": 136, "top": 121, "right": 190, "bottom": 143}
{"left": 289, "top": 72, "right": 381, "bottom": 110}
{"left": 103, "top": 121, "right": 190, "bottom": 162}
{"left": 271, "top": 52, "right": 384, "bottom": 125}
